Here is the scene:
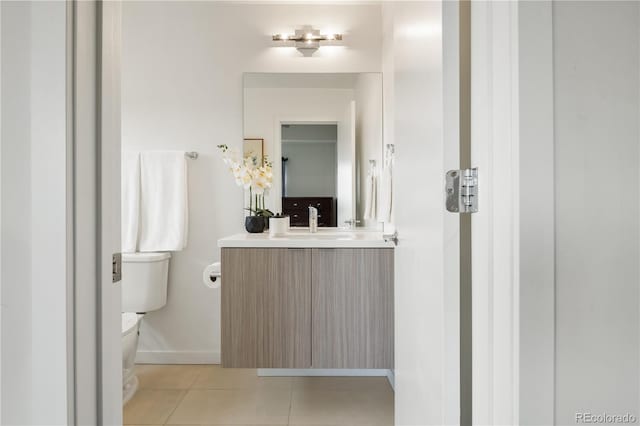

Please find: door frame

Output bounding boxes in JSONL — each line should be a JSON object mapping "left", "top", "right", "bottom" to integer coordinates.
{"left": 470, "top": 1, "right": 520, "bottom": 424}
{"left": 98, "top": 0, "right": 123, "bottom": 424}
{"left": 273, "top": 117, "right": 341, "bottom": 215}
{"left": 470, "top": 1, "right": 555, "bottom": 425}
{"left": 73, "top": 1, "right": 100, "bottom": 423}
{"left": 73, "top": 0, "right": 123, "bottom": 424}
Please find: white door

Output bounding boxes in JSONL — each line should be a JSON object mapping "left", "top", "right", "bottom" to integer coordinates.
{"left": 336, "top": 100, "right": 356, "bottom": 226}
{"left": 390, "top": 1, "right": 461, "bottom": 425}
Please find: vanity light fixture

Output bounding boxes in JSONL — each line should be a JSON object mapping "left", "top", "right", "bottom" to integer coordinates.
{"left": 272, "top": 26, "right": 343, "bottom": 57}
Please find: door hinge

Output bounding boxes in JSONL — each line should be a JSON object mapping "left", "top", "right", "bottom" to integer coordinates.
{"left": 446, "top": 168, "right": 478, "bottom": 213}
{"left": 112, "top": 252, "right": 122, "bottom": 283}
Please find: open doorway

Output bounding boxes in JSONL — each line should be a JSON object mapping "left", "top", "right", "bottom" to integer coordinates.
{"left": 74, "top": 1, "right": 462, "bottom": 425}
{"left": 119, "top": 3, "right": 394, "bottom": 425}
{"left": 281, "top": 123, "right": 339, "bottom": 227}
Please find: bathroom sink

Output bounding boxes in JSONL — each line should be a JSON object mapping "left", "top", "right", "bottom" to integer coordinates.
{"left": 273, "top": 232, "right": 357, "bottom": 241}
{"left": 280, "top": 228, "right": 367, "bottom": 239}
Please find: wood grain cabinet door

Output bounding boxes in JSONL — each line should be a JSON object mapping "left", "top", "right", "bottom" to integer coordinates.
{"left": 311, "top": 248, "right": 394, "bottom": 369}
{"left": 221, "top": 248, "right": 312, "bottom": 368}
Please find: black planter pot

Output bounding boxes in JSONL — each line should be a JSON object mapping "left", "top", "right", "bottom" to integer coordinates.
{"left": 245, "top": 216, "right": 265, "bottom": 233}
{"left": 263, "top": 216, "right": 270, "bottom": 230}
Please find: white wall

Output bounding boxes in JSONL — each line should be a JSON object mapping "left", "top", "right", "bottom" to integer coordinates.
{"left": 122, "top": 1, "right": 383, "bottom": 362}
{"left": 354, "top": 73, "right": 383, "bottom": 228}
{"left": 381, "top": 5, "right": 396, "bottom": 233}
{"left": 553, "top": 2, "right": 640, "bottom": 424}
{"left": 1, "top": 1, "right": 69, "bottom": 424}
{"left": 518, "top": 2, "right": 555, "bottom": 425}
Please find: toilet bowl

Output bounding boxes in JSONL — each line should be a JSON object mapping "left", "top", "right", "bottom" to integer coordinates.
{"left": 121, "top": 252, "right": 170, "bottom": 405}
{"left": 122, "top": 312, "right": 143, "bottom": 404}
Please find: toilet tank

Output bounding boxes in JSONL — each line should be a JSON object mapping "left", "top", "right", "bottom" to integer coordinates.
{"left": 121, "top": 252, "right": 170, "bottom": 313}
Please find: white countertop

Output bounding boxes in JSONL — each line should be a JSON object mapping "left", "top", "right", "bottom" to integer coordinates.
{"left": 218, "top": 228, "right": 395, "bottom": 249}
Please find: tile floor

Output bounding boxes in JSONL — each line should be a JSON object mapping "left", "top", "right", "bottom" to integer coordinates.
{"left": 124, "top": 364, "right": 394, "bottom": 426}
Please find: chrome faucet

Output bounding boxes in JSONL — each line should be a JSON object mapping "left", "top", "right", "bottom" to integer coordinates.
{"left": 308, "top": 206, "right": 318, "bottom": 233}
{"left": 343, "top": 219, "right": 360, "bottom": 230}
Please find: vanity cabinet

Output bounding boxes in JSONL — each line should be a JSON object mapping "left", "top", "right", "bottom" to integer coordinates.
{"left": 311, "top": 248, "right": 394, "bottom": 369}
{"left": 221, "top": 248, "right": 312, "bottom": 368}
{"left": 221, "top": 247, "right": 394, "bottom": 369}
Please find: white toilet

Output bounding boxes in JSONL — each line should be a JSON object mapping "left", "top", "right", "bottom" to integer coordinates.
{"left": 121, "top": 252, "right": 171, "bottom": 404}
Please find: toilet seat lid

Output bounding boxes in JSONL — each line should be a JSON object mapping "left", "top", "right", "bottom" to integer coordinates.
{"left": 122, "top": 312, "right": 142, "bottom": 335}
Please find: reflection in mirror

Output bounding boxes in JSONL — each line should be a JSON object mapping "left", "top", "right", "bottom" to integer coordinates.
{"left": 243, "top": 73, "right": 383, "bottom": 229}
{"left": 282, "top": 124, "right": 338, "bottom": 226}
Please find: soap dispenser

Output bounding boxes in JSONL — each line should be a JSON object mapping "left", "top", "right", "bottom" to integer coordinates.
{"left": 308, "top": 206, "right": 318, "bottom": 233}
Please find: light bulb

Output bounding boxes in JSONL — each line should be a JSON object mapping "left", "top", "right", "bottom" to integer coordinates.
{"left": 305, "top": 33, "right": 313, "bottom": 40}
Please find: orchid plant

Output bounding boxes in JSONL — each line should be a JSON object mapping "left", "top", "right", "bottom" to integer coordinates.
{"left": 217, "top": 144, "right": 274, "bottom": 217}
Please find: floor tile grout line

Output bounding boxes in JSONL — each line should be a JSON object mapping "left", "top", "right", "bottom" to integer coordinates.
{"left": 287, "top": 382, "right": 294, "bottom": 426}
{"left": 162, "top": 388, "right": 190, "bottom": 426}
{"left": 187, "top": 364, "right": 210, "bottom": 390}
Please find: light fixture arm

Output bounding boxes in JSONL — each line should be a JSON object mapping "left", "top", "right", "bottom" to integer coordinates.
{"left": 272, "top": 25, "right": 343, "bottom": 57}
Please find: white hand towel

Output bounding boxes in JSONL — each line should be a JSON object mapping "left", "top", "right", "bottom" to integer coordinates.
{"left": 378, "top": 162, "right": 393, "bottom": 222}
{"left": 363, "top": 172, "right": 377, "bottom": 220}
{"left": 121, "top": 151, "right": 140, "bottom": 253}
{"left": 139, "top": 151, "right": 189, "bottom": 252}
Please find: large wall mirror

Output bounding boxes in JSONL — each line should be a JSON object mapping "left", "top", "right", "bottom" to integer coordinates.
{"left": 243, "top": 73, "right": 383, "bottom": 229}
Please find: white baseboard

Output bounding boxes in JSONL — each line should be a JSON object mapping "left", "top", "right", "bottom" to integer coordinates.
{"left": 135, "top": 350, "right": 220, "bottom": 365}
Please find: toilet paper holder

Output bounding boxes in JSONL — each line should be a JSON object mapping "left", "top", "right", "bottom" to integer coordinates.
{"left": 203, "top": 262, "right": 222, "bottom": 289}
